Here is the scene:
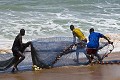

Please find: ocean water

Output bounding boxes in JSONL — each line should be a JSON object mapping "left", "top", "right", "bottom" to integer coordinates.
{"left": 0, "top": 0, "right": 120, "bottom": 52}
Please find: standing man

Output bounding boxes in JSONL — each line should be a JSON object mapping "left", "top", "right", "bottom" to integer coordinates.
{"left": 70, "top": 25, "right": 87, "bottom": 63}
{"left": 12, "top": 29, "right": 31, "bottom": 72}
{"left": 87, "top": 28, "right": 111, "bottom": 63}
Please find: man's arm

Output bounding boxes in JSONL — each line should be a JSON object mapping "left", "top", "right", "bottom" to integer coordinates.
{"left": 102, "top": 35, "right": 112, "bottom": 44}
{"left": 73, "top": 32, "right": 76, "bottom": 44}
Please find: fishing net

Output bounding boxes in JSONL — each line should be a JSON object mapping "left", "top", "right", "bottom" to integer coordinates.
{"left": 31, "top": 37, "right": 115, "bottom": 68}
{"left": 0, "top": 37, "right": 76, "bottom": 71}
{"left": 31, "top": 37, "right": 77, "bottom": 68}
{"left": 0, "top": 37, "right": 114, "bottom": 71}
{"left": 0, "top": 44, "right": 32, "bottom": 71}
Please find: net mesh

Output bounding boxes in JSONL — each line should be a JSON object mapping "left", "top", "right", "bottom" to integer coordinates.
{"left": 31, "top": 37, "right": 76, "bottom": 68}
{"left": 0, "top": 37, "right": 114, "bottom": 71}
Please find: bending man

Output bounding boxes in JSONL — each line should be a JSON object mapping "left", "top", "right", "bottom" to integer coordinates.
{"left": 70, "top": 25, "right": 87, "bottom": 63}
{"left": 12, "top": 29, "right": 31, "bottom": 72}
{"left": 87, "top": 28, "right": 112, "bottom": 63}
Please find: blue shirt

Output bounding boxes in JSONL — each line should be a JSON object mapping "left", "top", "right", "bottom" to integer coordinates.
{"left": 87, "top": 32, "right": 104, "bottom": 48}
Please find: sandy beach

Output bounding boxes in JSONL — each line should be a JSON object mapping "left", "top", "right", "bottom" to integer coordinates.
{"left": 0, "top": 65, "right": 120, "bottom": 80}
{"left": 0, "top": 52, "right": 119, "bottom": 80}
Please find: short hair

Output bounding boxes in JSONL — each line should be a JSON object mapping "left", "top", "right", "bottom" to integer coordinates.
{"left": 70, "top": 25, "right": 74, "bottom": 30}
{"left": 20, "top": 29, "right": 25, "bottom": 34}
{"left": 89, "top": 28, "right": 94, "bottom": 33}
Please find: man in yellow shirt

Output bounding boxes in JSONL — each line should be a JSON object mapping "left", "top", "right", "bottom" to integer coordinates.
{"left": 70, "top": 25, "right": 87, "bottom": 63}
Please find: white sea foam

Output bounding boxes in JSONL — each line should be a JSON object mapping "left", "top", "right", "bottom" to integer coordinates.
{"left": 0, "top": 0, "right": 120, "bottom": 54}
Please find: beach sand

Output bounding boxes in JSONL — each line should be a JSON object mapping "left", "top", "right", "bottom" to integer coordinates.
{"left": 0, "top": 52, "right": 120, "bottom": 80}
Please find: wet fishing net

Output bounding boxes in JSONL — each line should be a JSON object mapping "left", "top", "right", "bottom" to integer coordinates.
{"left": 0, "top": 51, "right": 32, "bottom": 71}
{"left": 0, "top": 37, "right": 114, "bottom": 71}
{"left": 31, "top": 37, "right": 115, "bottom": 68}
{"left": 0, "top": 37, "right": 75, "bottom": 71}
{"left": 31, "top": 37, "right": 76, "bottom": 68}
{"left": 0, "top": 44, "right": 32, "bottom": 71}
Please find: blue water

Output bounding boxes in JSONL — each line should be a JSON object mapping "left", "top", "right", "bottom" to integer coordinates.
{"left": 0, "top": 0, "right": 120, "bottom": 40}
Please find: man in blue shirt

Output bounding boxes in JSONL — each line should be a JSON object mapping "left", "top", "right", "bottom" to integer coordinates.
{"left": 87, "top": 28, "right": 111, "bottom": 63}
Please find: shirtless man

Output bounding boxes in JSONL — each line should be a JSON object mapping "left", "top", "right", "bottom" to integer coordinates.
{"left": 12, "top": 29, "right": 31, "bottom": 72}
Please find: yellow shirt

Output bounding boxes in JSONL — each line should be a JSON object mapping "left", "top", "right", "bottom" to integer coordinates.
{"left": 73, "top": 28, "right": 86, "bottom": 40}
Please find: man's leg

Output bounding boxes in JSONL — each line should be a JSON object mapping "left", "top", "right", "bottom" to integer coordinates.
{"left": 80, "top": 41, "right": 89, "bottom": 62}
{"left": 83, "top": 48, "right": 91, "bottom": 60}
{"left": 86, "top": 48, "right": 98, "bottom": 63}
{"left": 75, "top": 40, "right": 87, "bottom": 63}
{"left": 75, "top": 47, "right": 86, "bottom": 63}
{"left": 12, "top": 51, "right": 25, "bottom": 72}
{"left": 94, "top": 52, "right": 102, "bottom": 63}
{"left": 76, "top": 47, "right": 79, "bottom": 63}
{"left": 12, "top": 56, "right": 19, "bottom": 72}
{"left": 14, "top": 51, "right": 25, "bottom": 68}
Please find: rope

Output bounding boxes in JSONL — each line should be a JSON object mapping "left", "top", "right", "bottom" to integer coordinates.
{"left": 50, "top": 41, "right": 119, "bottom": 67}
{"left": 88, "top": 42, "right": 116, "bottom": 64}
{"left": 50, "top": 43, "right": 78, "bottom": 66}
{"left": 101, "top": 42, "right": 114, "bottom": 60}
{"left": 92, "top": 60, "right": 120, "bottom": 64}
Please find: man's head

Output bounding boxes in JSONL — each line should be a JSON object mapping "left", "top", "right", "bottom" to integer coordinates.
{"left": 20, "top": 29, "right": 25, "bottom": 36}
{"left": 70, "top": 25, "right": 74, "bottom": 31}
{"left": 89, "top": 28, "right": 94, "bottom": 34}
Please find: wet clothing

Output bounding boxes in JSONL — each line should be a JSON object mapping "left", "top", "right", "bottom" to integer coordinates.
{"left": 72, "top": 28, "right": 87, "bottom": 63}
{"left": 73, "top": 28, "right": 86, "bottom": 41}
{"left": 87, "top": 32, "right": 104, "bottom": 48}
{"left": 11, "top": 29, "right": 31, "bottom": 72}
{"left": 87, "top": 32, "right": 104, "bottom": 63}
{"left": 86, "top": 48, "right": 97, "bottom": 55}
{"left": 86, "top": 48, "right": 102, "bottom": 63}
{"left": 12, "top": 34, "right": 30, "bottom": 57}
{"left": 12, "top": 34, "right": 23, "bottom": 57}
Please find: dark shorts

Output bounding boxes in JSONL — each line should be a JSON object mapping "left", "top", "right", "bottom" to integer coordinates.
{"left": 86, "top": 48, "right": 98, "bottom": 55}
{"left": 12, "top": 47, "right": 21, "bottom": 57}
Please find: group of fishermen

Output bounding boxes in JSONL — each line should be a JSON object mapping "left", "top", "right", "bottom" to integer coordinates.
{"left": 70, "top": 25, "right": 112, "bottom": 64}
{"left": 11, "top": 25, "right": 112, "bottom": 72}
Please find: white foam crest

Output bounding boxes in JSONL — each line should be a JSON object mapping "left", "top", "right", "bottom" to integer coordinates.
{"left": 55, "top": 12, "right": 77, "bottom": 20}
{"left": 81, "top": 17, "right": 120, "bottom": 29}
{"left": 96, "top": 18, "right": 118, "bottom": 26}
{"left": 0, "top": 8, "right": 81, "bottom": 38}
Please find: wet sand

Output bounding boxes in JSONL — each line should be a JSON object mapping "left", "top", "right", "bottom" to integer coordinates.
{"left": 0, "top": 52, "right": 120, "bottom": 80}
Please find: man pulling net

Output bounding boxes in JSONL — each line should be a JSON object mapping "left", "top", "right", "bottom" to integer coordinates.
{"left": 86, "top": 28, "right": 113, "bottom": 63}
{"left": 70, "top": 25, "right": 87, "bottom": 63}
{"left": 11, "top": 29, "right": 31, "bottom": 72}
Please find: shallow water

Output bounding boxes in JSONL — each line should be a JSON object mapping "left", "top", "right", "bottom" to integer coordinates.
{"left": 0, "top": 65, "right": 120, "bottom": 80}
{"left": 0, "top": 52, "right": 120, "bottom": 80}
